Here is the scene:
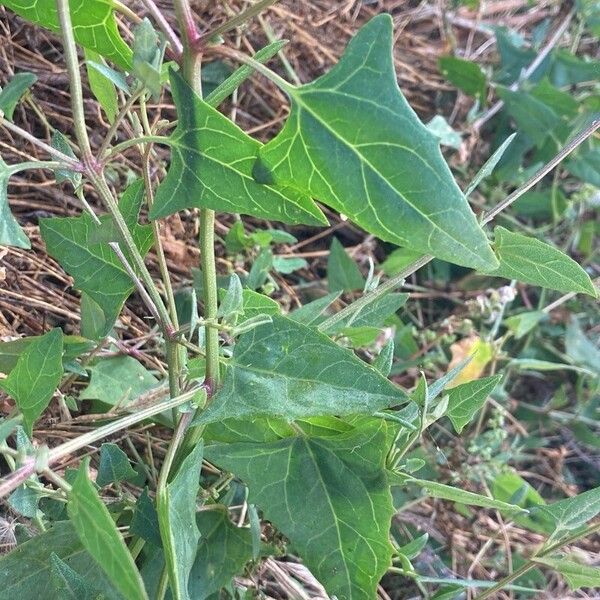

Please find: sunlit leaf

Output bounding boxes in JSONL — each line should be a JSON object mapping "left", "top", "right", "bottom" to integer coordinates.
{"left": 256, "top": 15, "right": 497, "bottom": 271}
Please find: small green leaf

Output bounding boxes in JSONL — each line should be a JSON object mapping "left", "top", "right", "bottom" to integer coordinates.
{"left": 439, "top": 56, "right": 486, "bottom": 100}
{"left": 534, "top": 556, "right": 600, "bottom": 590}
{"left": 290, "top": 291, "right": 341, "bottom": 325}
{"left": 531, "top": 486, "right": 600, "bottom": 543}
{"left": 0, "top": 157, "right": 30, "bottom": 248}
{"left": 0, "top": 328, "right": 63, "bottom": 436}
{"left": 257, "top": 15, "right": 497, "bottom": 271}
{"left": 245, "top": 248, "right": 272, "bottom": 290}
{"left": 188, "top": 507, "right": 254, "bottom": 599}
{"left": 51, "top": 131, "right": 81, "bottom": 187}
{"left": 157, "top": 441, "right": 203, "bottom": 600}
{"left": 483, "top": 227, "right": 597, "bottom": 297}
{"left": 96, "top": 443, "right": 138, "bottom": 487}
{"left": 0, "top": 522, "right": 122, "bottom": 599}
{"left": 272, "top": 255, "right": 307, "bottom": 274}
{"left": 0, "top": 415, "right": 22, "bottom": 443}
{"left": 193, "top": 315, "right": 409, "bottom": 426}
{"left": 0, "top": 72, "right": 36, "bottom": 120}
{"left": 67, "top": 460, "right": 148, "bottom": 600}
{"left": 41, "top": 180, "right": 154, "bottom": 330}
{"left": 565, "top": 318, "right": 600, "bottom": 376}
{"left": 410, "top": 479, "right": 527, "bottom": 515}
{"left": 373, "top": 339, "right": 395, "bottom": 376}
{"left": 381, "top": 247, "right": 424, "bottom": 276}
{"left": 130, "top": 488, "right": 162, "bottom": 547}
{"left": 132, "top": 18, "right": 162, "bottom": 99}
{"left": 205, "top": 420, "right": 395, "bottom": 599}
{"left": 240, "top": 289, "right": 280, "bottom": 320}
{"left": 150, "top": 70, "right": 326, "bottom": 226}
{"left": 426, "top": 115, "right": 462, "bottom": 150}
{"left": 217, "top": 274, "right": 243, "bottom": 320}
{"left": 504, "top": 310, "right": 546, "bottom": 339}
{"left": 446, "top": 374, "right": 502, "bottom": 433}
{"left": 84, "top": 49, "right": 118, "bottom": 124}
{"left": 50, "top": 553, "right": 99, "bottom": 600}
{"left": 2, "top": 0, "right": 132, "bottom": 69}
{"left": 327, "top": 238, "right": 365, "bottom": 292}
{"left": 8, "top": 485, "right": 38, "bottom": 517}
{"left": 80, "top": 355, "right": 159, "bottom": 409}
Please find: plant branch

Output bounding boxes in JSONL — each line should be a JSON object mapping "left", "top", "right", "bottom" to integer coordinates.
{"left": 205, "top": 0, "right": 281, "bottom": 40}
{"left": 141, "top": 0, "right": 183, "bottom": 58}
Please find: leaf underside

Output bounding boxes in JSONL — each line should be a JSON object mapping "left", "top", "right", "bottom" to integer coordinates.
{"left": 256, "top": 14, "right": 497, "bottom": 271}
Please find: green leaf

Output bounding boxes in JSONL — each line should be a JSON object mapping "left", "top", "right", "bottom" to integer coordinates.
{"left": 240, "top": 289, "right": 280, "bottom": 320}
{"left": 217, "top": 274, "right": 243, "bottom": 320}
{"left": 188, "top": 507, "right": 254, "bottom": 599}
{"left": 149, "top": 69, "right": 326, "bottom": 226}
{"left": 409, "top": 479, "right": 527, "bottom": 515}
{"left": 256, "top": 15, "right": 497, "bottom": 271}
{"left": 373, "top": 339, "right": 394, "bottom": 376}
{"left": 483, "top": 227, "right": 597, "bottom": 297}
{"left": 0, "top": 334, "right": 93, "bottom": 375}
{"left": 0, "top": 72, "right": 36, "bottom": 120}
{"left": 132, "top": 18, "right": 162, "bottom": 99}
{"left": 327, "top": 237, "right": 365, "bottom": 292}
{"left": 446, "top": 374, "right": 502, "bottom": 433}
{"left": 426, "top": 115, "right": 462, "bottom": 150}
{"left": 193, "top": 315, "right": 409, "bottom": 426}
{"left": 272, "top": 255, "right": 307, "bottom": 274}
{"left": 50, "top": 553, "right": 100, "bottom": 600}
{"left": 130, "top": 488, "right": 162, "bottom": 547}
{"left": 8, "top": 485, "right": 38, "bottom": 517}
{"left": 84, "top": 49, "right": 118, "bottom": 124}
{"left": 565, "top": 318, "right": 600, "bottom": 376}
{"left": 0, "top": 328, "right": 63, "bottom": 436}
{"left": 0, "top": 157, "right": 30, "bottom": 248}
{"left": 205, "top": 420, "right": 395, "bottom": 599}
{"left": 531, "top": 486, "right": 600, "bottom": 543}
{"left": 0, "top": 415, "right": 22, "bottom": 443}
{"left": 51, "top": 131, "right": 81, "bottom": 187}
{"left": 0, "top": 521, "right": 122, "bottom": 599}
{"left": 534, "top": 557, "right": 600, "bottom": 590}
{"left": 380, "top": 247, "right": 424, "bottom": 276}
{"left": 438, "top": 56, "right": 486, "bottom": 100}
{"left": 96, "top": 443, "right": 138, "bottom": 487}
{"left": 157, "top": 441, "right": 203, "bottom": 600}
{"left": 245, "top": 247, "right": 272, "bottom": 290}
{"left": 80, "top": 355, "right": 159, "bottom": 408}
{"left": 290, "top": 291, "right": 341, "bottom": 325}
{"left": 67, "top": 460, "right": 148, "bottom": 600}
{"left": 2, "top": 0, "right": 132, "bottom": 69}
{"left": 504, "top": 310, "right": 546, "bottom": 339}
{"left": 40, "top": 180, "right": 154, "bottom": 330}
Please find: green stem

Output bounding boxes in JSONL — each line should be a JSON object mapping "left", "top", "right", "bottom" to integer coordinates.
{"left": 7, "top": 160, "right": 69, "bottom": 175}
{"left": 473, "top": 521, "right": 600, "bottom": 599}
{"left": 102, "top": 135, "right": 171, "bottom": 163}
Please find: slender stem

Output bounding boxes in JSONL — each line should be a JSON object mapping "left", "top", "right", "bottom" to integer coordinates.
{"left": 321, "top": 118, "right": 600, "bottom": 332}
{"left": 55, "top": 0, "right": 92, "bottom": 159}
{"left": 112, "top": 0, "right": 142, "bottom": 23}
{"left": 0, "top": 388, "right": 202, "bottom": 499}
{"left": 140, "top": 0, "right": 183, "bottom": 58}
{"left": 7, "top": 160, "right": 69, "bottom": 175}
{"left": 102, "top": 135, "right": 171, "bottom": 163}
{"left": 206, "top": 0, "right": 281, "bottom": 40}
{"left": 1, "top": 118, "right": 81, "bottom": 168}
{"left": 474, "top": 521, "right": 600, "bottom": 599}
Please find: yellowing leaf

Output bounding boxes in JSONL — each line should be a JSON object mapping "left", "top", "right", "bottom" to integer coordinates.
{"left": 447, "top": 336, "right": 493, "bottom": 388}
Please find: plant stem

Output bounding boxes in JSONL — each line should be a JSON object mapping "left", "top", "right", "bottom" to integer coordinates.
{"left": 7, "top": 160, "right": 69, "bottom": 175}
{"left": 102, "top": 135, "right": 171, "bottom": 163}
{"left": 473, "top": 521, "right": 600, "bottom": 599}
{"left": 140, "top": 0, "right": 183, "bottom": 59}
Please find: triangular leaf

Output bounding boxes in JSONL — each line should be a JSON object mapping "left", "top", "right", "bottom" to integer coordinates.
{"left": 96, "top": 443, "right": 138, "bottom": 487}
{"left": 193, "top": 315, "right": 409, "bottom": 426}
{"left": 0, "top": 72, "right": 37, "bottom": 120}
{"left": 256, "top": 14, "right": 497, "bottom": 271}
{"left": 205, "top": 420, "right": 395, "bottom": 599}
{"left": 327, "top": 237, "right": 365, "bottom": 292}
{"left": 447, "top": 374, "right": 502, "bottom": 433}
{"left": 149, "top": 70, "right": 326, "bottom": 226}
{"left": 0, "top": 157, "right": 30, "bottom": 248}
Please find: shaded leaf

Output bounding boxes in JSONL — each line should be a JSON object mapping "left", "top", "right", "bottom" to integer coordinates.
{"left": 130, "top": 488, "right": 162, "bottom": 547}
{"left": 188, "top": 507, "right": 253, "bottom": 599}
{"left": 256, "top": 15, "right": 497, "bottom": 271}
{"left": 96, "top": 443, "right": 138, "bottom": 487}
{"left": 205, "top": 420, "right": 395, "bottom": 599}
{"left": 51, "top": 131, "right": 81, "bottom": 187}
{"left": 1, "top": 0, "right": 132, "bottom": 69}
{"left": 8, "top": 485, "right": 38, "bottom": 517}
{"left": 327, "top": 237, "right": 365, "bottom": 292}
{"left": 504, "top": 310, "right": 546, "bottom": 339}
{"left": 446, "top": 374, "right": 502, "bottom": 433}
{"left": 40, "top": 180, "right": 154, "bottom": 330}
{"left": 483, "top": 227, "right": 597, "bottom": 297}
{"left": 290, "top": 291, "right": 341, "bottom": 325}
{"left": 0, "top": 157, "right": 30, "bottom": 248}
{"left": 67, "top": 460, "right": 148, "bottom": 600}
{"left": 157, "top": 441, "right": 203, "bottom": 600}
{"left": 0, "top": 72, "right": 36, "bottom": 120}
{"left": 84, "top": 49, "right": 118, "bottom": 124}
{"left": 150, "top": 70, "right": 326, "bottom": 226}
{"left": 0, "top": 521, "right": 121, "bottom": 599}
{"left": 438, "top": 56, "right": 486, "bottom": 100}
{"left": 534, "top": 557, "right": 600, "bottom": 590}
{"left": 0, "top": 328, "right": 63, "bottom": 435}
{"left": 193, "top": 315, "right": 409, "bottom": 426}
{"left": 373, "top": 339, "right": 395, "bottom": 377}
{"left": 565, "top": 318, "right": 600, "bottom": 376}
{"left": 50, "top": 553, "right": 100, "bottom": 600}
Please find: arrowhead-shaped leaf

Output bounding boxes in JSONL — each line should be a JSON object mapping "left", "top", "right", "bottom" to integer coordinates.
{"left": 40, "top": 180, "right": 154, "bottom": 333}
{"left": 193, "top": 315, "right": 409, "bottom": 426}
{"left": 255, "top": 14, "right": 497, "bottom": 271}
{"left": 205, "top": 420, "right": 395, "bottom": 599}
{"left": 149, "top": 70, "right": 326, "bottom": 226}
{"left": 0, "top": 328, "right": 63, "bottom": 436}
{"left": 2, "top": 0, "right": 132, "bottom": 69}
{"left": 483, "top": 226, "right": 597, "bottom": 297}
{"left": 0, "top": 158, "right": 30, "bottom": 248}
